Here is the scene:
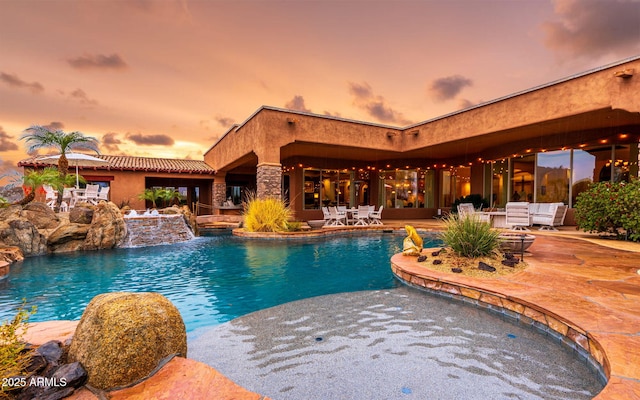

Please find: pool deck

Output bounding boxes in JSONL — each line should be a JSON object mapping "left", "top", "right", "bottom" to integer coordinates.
{"left": 25, "top": 220, "right": 640, "bottom": 400}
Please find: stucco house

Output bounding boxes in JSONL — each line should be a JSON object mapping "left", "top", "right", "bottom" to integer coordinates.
{"left": 204, "top": 56, "right": 640, "bottom": 223}
{"left": 18, "top": 155, "right": 215, "bottom": 211}
{"left": 17, "top": 57, "right": 640, "bottom": 222}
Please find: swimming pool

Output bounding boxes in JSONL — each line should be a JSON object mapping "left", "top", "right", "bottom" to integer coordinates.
{"left": 0, "top": 232, "right": 418, "bottom": 332}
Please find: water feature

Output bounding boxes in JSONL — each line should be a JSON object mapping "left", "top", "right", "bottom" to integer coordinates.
{"left": 121, "top": 213, "right": 195, "bottom": 248}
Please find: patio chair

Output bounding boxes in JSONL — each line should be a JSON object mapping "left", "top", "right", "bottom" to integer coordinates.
{"left": 353, "top": 205, "right": 370, "bottom": 226}
{"left": 84, "top": 184, "right": 100, "bottom": 205}
{"left": 329, "top": 206, "right": 346, "bottom": 226}
{"left": 457, "top": 203, "right": 490, "bottom": 223}
{"left": 505, "top": 202, "right": 532, "bottom": 231}
{"left": 368, "top": 205, "right": 384, "bottom": 225}
{"left": 534, "top": 203, "right": 568, "bottom": 231}
{"left": 321, "top": 207, "right": 334, "bottom": 226}
{"left": 96, "top": 186, "right": 110, "bottom": 202}
{"left": 43, "top": 185, "right": 57, "bottom": 210}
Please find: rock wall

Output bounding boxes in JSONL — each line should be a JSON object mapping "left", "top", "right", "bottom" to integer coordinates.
{"left": 120, "top": 214, "right": 195, "bottom": 248}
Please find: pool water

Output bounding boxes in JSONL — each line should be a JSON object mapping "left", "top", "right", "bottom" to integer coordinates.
{"left": 0, "top": 233, "right": 419, "bottom": 332}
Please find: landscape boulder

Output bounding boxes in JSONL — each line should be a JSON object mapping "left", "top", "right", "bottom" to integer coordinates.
{"left": 21, "top": 202, "right": 60, "bottom": 229}
{"left": 67, "top": 292, "right": 187, "bottom": 390}
{"left": 82, "top": 201, "right": 126, "bottom": 250}
{"left": 69, "top": 205, "right": 94, "bottom": 224}
{"left": 47, "top": 223, "right": 90, "bottom": 253}
{"left": 0, "top": 205, "right": 48, "bottom": 256}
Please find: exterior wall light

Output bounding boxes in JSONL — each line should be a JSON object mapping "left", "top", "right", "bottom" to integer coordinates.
{"left": 614, "top": 69, "right": 634, "bottom": 78}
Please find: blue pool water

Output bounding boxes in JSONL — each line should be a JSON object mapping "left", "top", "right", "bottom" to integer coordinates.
{"left": 0, "top": 233, "right": 429, "bottom": 332}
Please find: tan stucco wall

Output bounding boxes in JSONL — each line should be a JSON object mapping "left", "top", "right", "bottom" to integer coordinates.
{"left": 83, "top": 170, "right": 213, "bottom": 210}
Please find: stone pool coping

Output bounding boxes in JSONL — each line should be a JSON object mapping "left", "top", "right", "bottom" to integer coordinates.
{"left": 391, "top": 235, "right": 640, "bottom": 400}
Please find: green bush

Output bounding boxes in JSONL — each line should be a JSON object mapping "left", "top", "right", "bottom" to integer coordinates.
{"left": 243, "top": 194, "right": 293, "bottom": 232}
{"left": 574, "top": 178, "right": 640, "bottom": 241}
{"left": 440, "top": 214, "right": 500, "bottom": 257}
{"left": 1, "top": 301, "right": 37, "bottom": 397}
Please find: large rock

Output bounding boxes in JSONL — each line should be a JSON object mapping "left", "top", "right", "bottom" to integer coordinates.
{"left": 82, "top": 202, "right": 126, "bottom": 250}
{"left": 22, "top": 202, "right": 60, "bottom": 229}
{"left": 69, "top": 205, "right": 94, "bottom": 224}
{"left": 67, "top": 292, "right": 187, "bottom": 390}
{"left": 0, "top": 206, "right": 48, "bottom": 256}
{"left": 47, "top": 223, "right": 90, "bottom": 253}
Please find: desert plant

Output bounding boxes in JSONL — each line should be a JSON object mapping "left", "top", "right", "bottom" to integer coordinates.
{"left": 242, "top": 193, "right": 293, "bottom": 232}
{"left": 0, "top": 300, "right": 37, "bottom": 397}
{"left": 0, "top": 197, "right": 7, "bottom": 208}
{"left": 575, "top": 178, "right": 640, "bottom": 241}
{"left": 157, "top": 188, "right": 184, "bottom": 208}
{"left": 440, "top": 214, "right": 501, "bottom": 258}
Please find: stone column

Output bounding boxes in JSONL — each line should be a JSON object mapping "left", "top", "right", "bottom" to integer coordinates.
{"left": 212, "top": 174, "right": 227, "bottom": 214}
{"left": 256, "top": 162, "right": 282, "bottom": 199}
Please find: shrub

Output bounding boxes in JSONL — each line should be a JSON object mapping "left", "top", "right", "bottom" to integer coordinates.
{"left": 242, "top": 193, "right": 293, "bottom": 232}
{"left": 574, "top": 178, "right": 640, "bottom": 241}
{"left": 440, "top": 214, "right": 501, "bottom": 258}
{"left": 1, "top": 301, "right": 37, "bottom": 397}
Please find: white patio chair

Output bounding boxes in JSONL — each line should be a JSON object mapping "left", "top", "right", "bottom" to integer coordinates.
{"left": 96, "top": 186, "right": 110, "bottom": 202}
{"left": 84, "top": 184, "right": 101, "bottom": 205}
{"left": 534, "top": 203, "right": 568, "bottom": 231}
{"left": 321, "top": 207, "right": 334, "bottom": 226}
{"left": 43, "top": 184, "right": 57, "bottom": 210}
{"left": 505, "top": 202, "right": 532, "bottom": 231}
{"left": 329, "top": 206, "right": 346, "bottom": 226}
{"left": 458, "top": 203, "right": 490, "bottom": 223}
{"left": 368, "top": 205, "right": 384, "bottom": 225}
{"left": 353, "top": 205, "right": 370, "bottom": 226}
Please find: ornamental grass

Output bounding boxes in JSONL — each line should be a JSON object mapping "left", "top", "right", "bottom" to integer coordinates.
{"left": 242, "top": 194, "right": 293, "bottom": 233}
{"left": 440, "top": 214, "right": 501, "bottom": 258}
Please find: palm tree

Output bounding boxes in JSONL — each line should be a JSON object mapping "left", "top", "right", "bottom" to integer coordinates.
{"left": 20, "top": 126, "right": 100, "bottom": 210}
{"left": 20, "top": 125, "right": 100, "bottom": 178}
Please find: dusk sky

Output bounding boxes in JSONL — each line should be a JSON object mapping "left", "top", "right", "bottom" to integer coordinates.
{"left": 1, "top": 0, "right": 639, "bottom": 181}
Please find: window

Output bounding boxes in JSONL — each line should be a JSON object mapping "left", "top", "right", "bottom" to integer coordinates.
{"left": 511, "top": 155, "right": 535, "bottom": 202}
{"left": 536, "top": 150, "right": 570, "bottom": 204}
{"left": 379, "top": 169, "right": 431, "bottom": 208}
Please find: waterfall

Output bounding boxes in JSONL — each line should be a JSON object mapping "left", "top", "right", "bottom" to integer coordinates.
{"left": 120, "top": 214, "right": 195, "bottom": 248}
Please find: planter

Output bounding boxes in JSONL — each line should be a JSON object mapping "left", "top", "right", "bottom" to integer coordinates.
{"left": 307, "top": 220, "right": 326, "bottom": 230}
{"left": 498, "top": 233, "right": 535, "bottom": 253}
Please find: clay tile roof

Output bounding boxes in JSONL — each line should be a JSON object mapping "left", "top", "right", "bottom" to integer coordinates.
{"left": 18, "top": 154, "right": 216, "bottom": 174}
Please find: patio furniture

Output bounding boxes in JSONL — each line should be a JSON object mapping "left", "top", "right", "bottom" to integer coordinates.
{"left": 353, "top": 205, "right": 371, "bottom": 226}
{"left": 96, "top": 186, "right": 110, "bottom": 202}
{"left": 321, "top": 207, "right": 333, "bottom": 226}
{"left": 457, "top": 203, "right": 490, "bottom": 223}
{"left": 505, "top": 202, "right": 532, "bottom": 231}
{"left": 72, "top": 184, "right": 100, "bottom": 205}
{"left": 329, "top": 206, "right": 347, "bottom": 226}
{"left": 43, "top": 184, "right": 57, "bottom": 210}
{"left": 532, "top": 203, "right": 568, "bottom": 231}
{"left": 368, "top": 206, "right": 384, "bottom": 225}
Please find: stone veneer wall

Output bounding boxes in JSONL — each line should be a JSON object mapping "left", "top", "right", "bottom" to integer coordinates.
{"left": 213, "top": 182, "right": 226, "bottom": 207}
{"left": 256, "top": 163, "right": 282, "bottom": 199}
{"left": 120, "top": 215, "right": 194, "bottom": 248}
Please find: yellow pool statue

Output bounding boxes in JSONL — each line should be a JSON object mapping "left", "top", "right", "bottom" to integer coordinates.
{"left": 402, "top": 225, "right": 423, "bottom": 256}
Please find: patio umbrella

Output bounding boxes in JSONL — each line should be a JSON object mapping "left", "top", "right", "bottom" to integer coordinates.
{"left": 38, "top": 153, "right": 110, "bottom": 187}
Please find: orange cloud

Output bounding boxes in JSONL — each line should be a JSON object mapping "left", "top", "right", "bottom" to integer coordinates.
{"left": 0, "top": 72, "right": 44, "bottom": 94}
{"left": 542, "top": 0, "right": 640, "bottom": 59}
{"left": 67, "top": 53, "right": 128, "bottom": 70}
